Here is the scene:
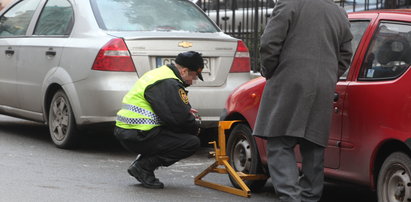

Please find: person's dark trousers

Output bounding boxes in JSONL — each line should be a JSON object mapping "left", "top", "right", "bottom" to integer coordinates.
{"left": 115, "top": 126, "right": 201, "bottom": 168}
{"left": 267, "top": 136, "right": 325, "bottom": 202}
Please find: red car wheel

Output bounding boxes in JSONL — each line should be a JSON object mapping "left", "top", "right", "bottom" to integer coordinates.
{"left": 227, "top": 123, "right": 267, "bottom": 191}
{"left": 377, "top": 152, "right": 411, "bottom": 202}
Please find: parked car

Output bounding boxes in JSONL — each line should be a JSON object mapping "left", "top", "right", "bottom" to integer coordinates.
{"left": 0, "top": 0, "right": 251, "bottom": 148}
{"left": 221, "top": 10, "right": 411, "bottom": 201}
{"left": 196, "top": 0, "right": 275, "bottom": 34}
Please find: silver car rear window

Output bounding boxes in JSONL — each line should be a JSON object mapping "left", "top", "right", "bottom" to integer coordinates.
{"left": 91, "top": 0, "right": 218, "bottom": 32}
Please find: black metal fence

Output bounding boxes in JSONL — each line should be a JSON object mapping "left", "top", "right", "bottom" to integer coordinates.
{"left": 194, "top": 0, "right": 411, "bottom": 71}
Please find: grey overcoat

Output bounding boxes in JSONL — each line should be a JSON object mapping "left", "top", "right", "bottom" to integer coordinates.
{"left": 253, "top": 0, "right": 353, "bottom": 147}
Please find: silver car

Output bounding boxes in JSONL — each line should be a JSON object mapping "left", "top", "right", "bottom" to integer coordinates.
{"left": 0, "top": 0, "right": 251, "bottom": 148}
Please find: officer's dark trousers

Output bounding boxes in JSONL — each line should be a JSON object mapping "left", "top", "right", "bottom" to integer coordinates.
{"left": 267, "top": 136, "right": 325, "bottom": 202}
{"left": 115, "top": 127, "right": 200, "bottom": 167}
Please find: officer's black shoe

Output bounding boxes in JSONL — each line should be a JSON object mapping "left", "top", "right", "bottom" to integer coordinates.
{"left": 127, "top": 162, "right": 164, "bottom": 189}
{"left": 128, "top": 159, "right": 160, "bottom": 183}
{"left": 128, "top": 159, "right": 141, "bottom": 182}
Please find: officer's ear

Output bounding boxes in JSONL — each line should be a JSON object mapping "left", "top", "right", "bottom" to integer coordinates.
{"left": 181, "top": 67, "right": 190, "bottom": 77}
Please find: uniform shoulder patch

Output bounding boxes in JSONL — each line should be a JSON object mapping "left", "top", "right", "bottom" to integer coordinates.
{"left": 178, "top": 88, "right": 189, "bottom": 104}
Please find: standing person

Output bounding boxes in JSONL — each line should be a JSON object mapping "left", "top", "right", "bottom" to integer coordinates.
{"left": 253, "top": 0, "right": 353, "bottom": 201}
{"left": 114, "top": 51, "right": 204, "bottom": 189}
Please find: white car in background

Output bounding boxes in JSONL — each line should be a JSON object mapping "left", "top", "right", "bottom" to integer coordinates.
{"left": 0, "top": 0, "right": 251, "bottom": 148}
{"left": 194, "top": 0, "right": 276, "bottom": 34}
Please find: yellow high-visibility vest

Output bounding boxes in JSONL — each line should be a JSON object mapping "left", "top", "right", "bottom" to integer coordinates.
{"left": 116, "top": 65, "right": 181, "bottom": 130}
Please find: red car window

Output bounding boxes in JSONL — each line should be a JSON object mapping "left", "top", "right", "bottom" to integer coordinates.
{"left": 340, "top": 20, "right": 370, "bottom": 79}
{"left": 359, "top": 22, "right": 411, "bottom": 80}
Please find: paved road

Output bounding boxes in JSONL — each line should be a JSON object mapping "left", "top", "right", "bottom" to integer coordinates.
{"left": 0, "top": 115, "right": 376, "bottom": 202}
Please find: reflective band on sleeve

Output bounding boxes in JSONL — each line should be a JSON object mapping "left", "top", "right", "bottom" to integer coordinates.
{"left": 123, "top": 104, "right": 161, "bottom": 122}
{"left": 116, "top": 115, "right": 160, "bottom": 125}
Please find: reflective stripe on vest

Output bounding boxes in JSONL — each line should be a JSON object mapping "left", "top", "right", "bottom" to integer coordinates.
{"left": 116, "top": 115, "right": 160, "bottom": 125}
{"left": 118, "top": 104, "right": 161, "bottom": 124}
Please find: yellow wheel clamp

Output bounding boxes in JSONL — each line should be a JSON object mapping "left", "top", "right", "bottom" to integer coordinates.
{"left": 194, "top": 120, "right": 268, "bottom": 198}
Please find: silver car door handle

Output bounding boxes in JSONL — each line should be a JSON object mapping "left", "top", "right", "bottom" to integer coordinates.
{"left": 222, "top": 16, "right": 229, "bottom": 21}
{"left": 45, "top": 50, "right": 56, "bottom": 56}
{"left": 5, "top": 50, "right": 14, "bottom": 55}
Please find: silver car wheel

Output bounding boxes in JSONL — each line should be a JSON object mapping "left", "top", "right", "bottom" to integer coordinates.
{"left": 378, "top": 152, "right": 411, "bottom": 202}
{"left": 50, "top": 96, "right": 69, "bottom": 141}
{"left": 48, "top": 90, "right": 78, "bottom": 149}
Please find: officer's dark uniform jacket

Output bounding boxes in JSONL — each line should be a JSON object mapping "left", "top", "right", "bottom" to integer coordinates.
{"left": 116, "top": 64, "right": 199, "bottom": 139}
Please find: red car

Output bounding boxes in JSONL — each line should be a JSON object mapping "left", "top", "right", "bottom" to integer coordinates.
{"left": 221, "top": 10, "right": 411, "bottom": 201}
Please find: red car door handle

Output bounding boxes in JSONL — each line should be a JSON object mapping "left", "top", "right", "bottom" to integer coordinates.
{"left": 334, "top": 93, "right": 339, "bottom": 102}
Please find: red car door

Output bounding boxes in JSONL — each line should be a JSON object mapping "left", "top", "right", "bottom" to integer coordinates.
{"left": 334, "top": 13, "right": 411, "bottom": 185}
{"left": 324, "top": 13, "right": 378, "bottom": 169}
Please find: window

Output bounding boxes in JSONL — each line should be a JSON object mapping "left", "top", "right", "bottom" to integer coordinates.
{"left": 0, "top": 0, "right": 41, "bottom": 37}
{"left": 351, "top": 21, "right": 370, "bottom": 54}
{"left": 340, "top": 20, "right": 370, "bottom": 79}
{"left": 359, "top": 22, "right": 411, "bottom": 80}
{"left": 91, "top": 0, "right": 218, "bottom": 32}
{"left": 34, "top": 0, "right": 74, "bottom": 36}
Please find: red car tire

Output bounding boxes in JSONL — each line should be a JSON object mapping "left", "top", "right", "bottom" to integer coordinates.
{"left": 227, "top": 123, "right": 267, "bottom": 191}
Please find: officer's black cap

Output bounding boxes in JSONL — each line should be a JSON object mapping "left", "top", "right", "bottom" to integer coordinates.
{"left": 175, "top": 51, "right": 204, "bottom": 81}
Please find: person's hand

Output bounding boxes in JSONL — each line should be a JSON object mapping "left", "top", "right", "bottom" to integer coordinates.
{"left": 190, "top": 108, "right": 202, "bottom": 135}
{"left": 190, "top": 108, "right": 198, "bottom": 114}
{"left": 190, "top": 108, "right": 202, "bottom": 125}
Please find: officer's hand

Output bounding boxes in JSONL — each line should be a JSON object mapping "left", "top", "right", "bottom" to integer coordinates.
{"left": 190, "top": 108, "right": 202, "bottom": 126}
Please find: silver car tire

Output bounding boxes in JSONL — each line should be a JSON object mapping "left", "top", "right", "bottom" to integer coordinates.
{"left": 48, "top": 90, "right": 79, "bottom": 149}
{"left": 377, "top": 152, "right": 411, "bottom": 202}
{"left": 227, "top": 123, "right": 267, "bottom": 191}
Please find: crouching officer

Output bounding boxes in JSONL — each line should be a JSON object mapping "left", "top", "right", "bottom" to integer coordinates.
{"left": 114, "top": 51, "right": 204, "bottom": 189}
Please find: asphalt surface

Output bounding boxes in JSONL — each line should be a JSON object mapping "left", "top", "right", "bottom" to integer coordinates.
{"left": 0, "top": 115, "right": 377, "bottom": 202}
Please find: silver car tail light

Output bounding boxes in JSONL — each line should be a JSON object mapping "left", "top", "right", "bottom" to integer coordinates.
{"left": 92, "top": 38, "right": 136, "bottom": 72}
{"left": 229, "top": 40, "right": 251, "bottom": 73}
